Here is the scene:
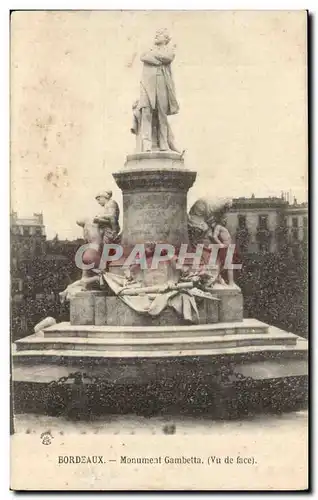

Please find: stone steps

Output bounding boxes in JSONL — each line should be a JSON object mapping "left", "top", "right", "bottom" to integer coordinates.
{"left": 12, "top": 317, "right": 308, "bottom": 384}
{"left": 42, "top": 318, "right": 269, "bottom": 339}
{"left": 12, "top": 338, "right": 306, "bottom": 363}
{"left": 15, "top": 329, "right": 298, "bottom": 353}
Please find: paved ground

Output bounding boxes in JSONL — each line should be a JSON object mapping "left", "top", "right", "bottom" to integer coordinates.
{"left": 13, "top": 409, "right": 308, "bottom": 435}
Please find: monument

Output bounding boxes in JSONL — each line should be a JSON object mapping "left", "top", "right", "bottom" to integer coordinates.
{"left": 12, "top": 30, "right": 307, "bottom": 417}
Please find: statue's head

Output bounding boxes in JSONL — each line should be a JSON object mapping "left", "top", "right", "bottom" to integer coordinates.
{"left": 154, "top": 28, "right": 171, "bottom": 46}
{"left": 96, "top": 190, "right": 112, "bottom": 206}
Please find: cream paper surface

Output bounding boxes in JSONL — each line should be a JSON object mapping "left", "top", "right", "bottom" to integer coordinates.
{"left": 10, "top": 10, "right": 308, "bottom": 491}
{"left": 11, "top": 415, "right": 308, "bottom": 491}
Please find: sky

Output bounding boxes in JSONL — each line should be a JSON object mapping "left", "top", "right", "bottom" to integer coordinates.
{"left": 11, "top": 10, "right": 308, "bottom": 239}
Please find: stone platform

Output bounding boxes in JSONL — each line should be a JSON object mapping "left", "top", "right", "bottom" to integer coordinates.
{"left": 12, "top": 315, "right": 308, "bottom": 419}
{"left": 12, "top": 319, "right": 307, "bottom": 385}
{"left": 69, "top": 286, "right": 243, "bottom": 327}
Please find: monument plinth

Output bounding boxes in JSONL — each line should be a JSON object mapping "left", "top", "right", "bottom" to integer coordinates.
{"left": 114, "top": 152, "right": 196, "bottom": 247}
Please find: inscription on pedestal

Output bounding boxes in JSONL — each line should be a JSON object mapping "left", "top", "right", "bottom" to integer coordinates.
{"left": 113, "top": 160, "right": 196, "bottom": 249}
{"left": 122, "top": 191, "right": 188, "bottom": 246}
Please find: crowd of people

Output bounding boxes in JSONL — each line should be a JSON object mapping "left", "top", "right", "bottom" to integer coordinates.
{"left": 11, "top": 241, "right": 80, "bottom": 342}
{"left": 11, "top": 297, "right": 70, "bottom": 342}
{"left": 236, "top": 246, "right": 307, "bottom": 338}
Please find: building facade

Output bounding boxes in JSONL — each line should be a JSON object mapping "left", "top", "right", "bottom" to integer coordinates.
{"left": 11, "top": 211, "right": 46, "bottom": 256}
{"left": 11, "top": 212, "right": 47, "bottom": 296}
{"left": 226, "top": 195, "right": 308, "bottom": 255}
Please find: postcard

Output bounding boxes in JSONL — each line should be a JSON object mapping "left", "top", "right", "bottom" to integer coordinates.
{"left": 10, "top": 10, "right": 308, "bottom": 491}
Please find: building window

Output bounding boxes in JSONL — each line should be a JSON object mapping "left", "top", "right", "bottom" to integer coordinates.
{"left": 258, "top": 215, "right": 268, "bottom": 230}
{"left": 292, "top": 229, "right": 299, "bottom": 241}
{"left": 237, "top": 215, "right": 247, "bottom": 229}
{"left": 22, "top": 226, "right": 30, "bottom": 236}
{"left": 259, "top": 241, "right": 270, "bottom": 252}
{"left": 292, "top": 217, "right": 298, "bottom": 228}
{"left": 34, "top": 227, "right": 42, "bottom": 236}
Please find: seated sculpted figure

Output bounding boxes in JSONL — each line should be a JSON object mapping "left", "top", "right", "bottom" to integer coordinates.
{"left": 93, "top": 190, "right": 120, "bottom": 245}
{"left": 210, "top": 212, "right": 235, "bottom": 286}
{"left": 187, "top": 197, "right": 235, "bottom": 286}
{"left": 188, "top": 198, "right": 232, "bottom": 245}
{"left": 59, "top": 191, "right": 121, "bottom": 301}
{"left": 77, "top": 190, "right": 120, "bottom": 246}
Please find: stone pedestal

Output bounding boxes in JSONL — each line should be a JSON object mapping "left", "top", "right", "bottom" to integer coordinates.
{"left": 70, "top": 288, "right": 238, "bottom": 327}
{"left": 210, "top": 285, "right": 243, "bottom": 322}
{"left": 70, "top": 291, "right": 106, "bottom": 326}
{"left": 113, "top": 152, "right": 196, "bottom": 248}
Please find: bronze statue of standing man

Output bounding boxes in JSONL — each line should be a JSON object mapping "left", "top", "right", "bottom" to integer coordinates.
{"left": 133, "top": 28, "right": 181, "bottom": 153}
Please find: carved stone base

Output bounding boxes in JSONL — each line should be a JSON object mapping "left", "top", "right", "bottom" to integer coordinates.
{"left": 113, "top": 153, "right": 196, "bottom": 248}
{"left": 70, "top": 291, "right": 106, "bottom": 326}
{"left": 124, "top": 151, "right": 185, "bottom": 169}
{"left": 70, "top": 285, "right": 243, "bottom": 326}
{"left": 70, "top": 291, "right": 219, "bottom": 326}
{"left": 69, "top": 284, "right": 243, "bottom": 327}
{"left": 209, "top": 285, "right": 244, "bottom": 322}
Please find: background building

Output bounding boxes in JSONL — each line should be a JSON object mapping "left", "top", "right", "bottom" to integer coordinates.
{"left": 10, "top": 211, "right": 46, "bottom": 259}
{"left": 227, "top": 194, "right": 308, "bottom": 255}
{"left": 11, "top": 211, "right": 47, "bottom": 298}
